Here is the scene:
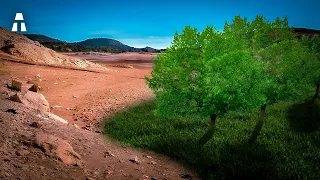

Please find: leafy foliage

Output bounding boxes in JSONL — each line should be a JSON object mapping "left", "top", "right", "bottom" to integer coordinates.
{"left": 146, "top": 15, "right": 320, "bottom": 121}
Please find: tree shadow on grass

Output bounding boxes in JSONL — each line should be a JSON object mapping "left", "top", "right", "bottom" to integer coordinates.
{"left": 288, "top": 100, "right": 320, "bottom": 133}
{"left": 202, "top": 143, "right": 277, "bottom": 180}
{"left": 150, "top": 137, "right": 277, "bottom": 180}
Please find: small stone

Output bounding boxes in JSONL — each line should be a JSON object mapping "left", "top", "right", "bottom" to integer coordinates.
{"left": 86, "top": 177, "right": 95, "bottom": 180}
{"left": 180, "top": 174, "right": 193, "bottom": 179}
{"left": 73, "top": 124, "right": 80, "bottom": 129}
{"left": 39, "top": 166, "right": 45, "bottom": 170}
{"left": 105, "top": 170, "right": 113, "bottom": 175}
{"left": 35, "top": 74, "right": 41, "bottom": 78}
{"left": 2, "top": 172, "right": 10, "bottom": 177}
{"left": 29, "top": 84, "right": 40, "bottom": 92}
{"left": 149, "top": 161, "right": 157, "bottom": 165}
{"left": 11, "top": 79, "right": 22, "bottom": 91}
{"left": 13, "top": 163, "right": 22, "bottom": 168}
{"left": 6, "top": 109, "right": 17, "bottom": 114}
{"left": 16, "top": 149, "right": 30, "bottom": 156}
{"left": 146, "top": 155, "right": 152, "bottom": 159}
{"left": 129, "top": 156, "right": 139, "bottom": 164}
{"left": 105, "top": 151, "right": 115, "bottom": 157}
{"left": 52, "top": 105, "right": 63, "bottom": 109}
{"left": 54, "top": 82, "right": 58, "bottom": 85}
{"left": 30, "top": 122, "right": 41, "bottom": 128}
{"left": 73, "top": 96, "right": 78, "bottom": 98}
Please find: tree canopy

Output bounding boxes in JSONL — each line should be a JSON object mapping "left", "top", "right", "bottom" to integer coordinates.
{"left": 146, "top": 15, "right": 320, "bottom": 144}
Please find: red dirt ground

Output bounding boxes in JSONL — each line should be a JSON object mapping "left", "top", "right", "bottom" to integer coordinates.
{"left": 0, "top": 52, "right": 200, "bottom": 180}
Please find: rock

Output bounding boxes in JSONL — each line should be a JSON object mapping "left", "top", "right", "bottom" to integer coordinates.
{"left": 35, "top": 74, "right": 41, "bottom": 78}
{"left": 72, "top": 124, "right": 80, "bottom": 129}
{"left": 105, "top": 170, "right": 113, "bottom": 175}
{"left": 44, "top": 112, "right": 68, "bottom": 124}
{"left": 6, "top": 109, "right": 17, "bottom": 114}
{"left": 129, "top": 156, "right": 140, "bottom": 164}
{"left": 51, "top": 105, "right": 63, "bottom": 109}
{"left": 28, "top": 84, "right": 40, "bottom": 92}
{"left": 0, "top": 171, "right": 10, "bottom": 178}
{"left": 148, "top": 161, "right": 157, "bottom": 165}
{"left": 86, "top": 177, "right": 95, "bottom": 180}
{"left": 34, "top": 132, "right": 81, "bottom": 166}
{"left": 30, "top": 122, "right": 41, "bottom": 128}
{"left": 11, "top": 79, "right": 22, "bottom": 91}
{"left": 16, "top": 149, "right": 30, "bottom": 156}
{"left": 104, "top": 151, "right": 115, "bottom": 157}
{"left": 9, "top": 94, "right": 22, "bottom": 103}
{"left": 9, "top": 91, "right": 50, "bottom": 113}
{"left": 180, "top": 174, "right": 193, "bottom": 179}
{"left": 73, "top": 96, "right": 78, "bottom": 98}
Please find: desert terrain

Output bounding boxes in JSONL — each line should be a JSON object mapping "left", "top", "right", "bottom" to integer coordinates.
{"left": 64, "top": 52, "right": 156, "bottom": 69}
{"left": 0, "top": 28, "right": 199, "bottom": 179}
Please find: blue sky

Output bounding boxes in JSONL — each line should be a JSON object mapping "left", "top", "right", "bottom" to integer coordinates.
{"left": 0, "top": 0, "right": 319, "bottom": 49}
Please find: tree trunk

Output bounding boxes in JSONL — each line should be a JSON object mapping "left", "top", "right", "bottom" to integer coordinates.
{"left": 198, "top": 114, "right": 217, "bottom": 145}
{"left": 312, "top": 82, "right": 320, "bottom": 103}
{"left": 249, "top": 104, "right": 267, "bottom": 144}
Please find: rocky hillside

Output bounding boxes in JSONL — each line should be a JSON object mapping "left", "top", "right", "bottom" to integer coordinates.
{"left": 0, "top": 27, "right": 103, "bottom": 70}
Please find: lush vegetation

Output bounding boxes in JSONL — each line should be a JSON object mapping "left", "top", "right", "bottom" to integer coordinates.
{"left": 105, "top": 99, "right": 320, "bottom": 179}
{"left": 146, "top": 15, "right": 320, "bottom": 144}
{"left": 104, "top": 15, "right": 320, "bottom": 179}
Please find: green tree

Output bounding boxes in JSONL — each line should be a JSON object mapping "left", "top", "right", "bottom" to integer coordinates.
{"left": 146, "top": 16, "right": 319, "bottom": 145}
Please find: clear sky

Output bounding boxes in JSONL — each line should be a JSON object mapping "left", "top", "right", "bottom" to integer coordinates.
{"left": 0, "top": 0, "right": 319, "bottom": 49}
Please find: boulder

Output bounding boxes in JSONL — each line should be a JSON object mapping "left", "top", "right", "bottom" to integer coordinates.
{"left": 9, "top": 94, "right": 22, "bottom": 103}
{"left": 11, "top": 79, "right": 22, "bottom": 91}
{"left": 28, "top": 84, "right": 40, "bottom": 92}
{"left": 9, "top": 91, "right": 50, "bottom": 112}
{"left": 34, "top": 132, "right": 81, "bottom": 166}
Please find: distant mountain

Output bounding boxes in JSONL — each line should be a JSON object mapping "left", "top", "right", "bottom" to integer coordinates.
{"left": 24, "top": 35, "right": 160, "bottom": 53}
{"left": 76, "top": 38, "right": 137, "bottom": 52}
{"left": 24, "top": 34, "right": 64, "bottom": 43}
{"left": 293, "top": 28, "right": 320, "bottom": 38}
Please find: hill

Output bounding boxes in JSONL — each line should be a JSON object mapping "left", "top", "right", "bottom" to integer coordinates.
{"left": 24, "top": 34, "right": 160, "bottom": 53}
{"left": 76, "top": 38, "right": 136, "bottom": 51}
{"left": 0, "top": 27, "right": 103, "bottom": 70}
{"left": 24, "top": 34, "right": 64, "bottom": 43}
{"left": 293, "top": 28, "right": 320, "bottom": 38}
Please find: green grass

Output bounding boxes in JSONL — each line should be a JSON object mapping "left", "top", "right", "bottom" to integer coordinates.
{"left": 104, "top": 99, "right": 320, "bottom": 179}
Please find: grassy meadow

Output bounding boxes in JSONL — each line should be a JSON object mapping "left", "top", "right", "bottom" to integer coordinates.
{"left": 105, "top": 99, "right": 320, "bottom": 179}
